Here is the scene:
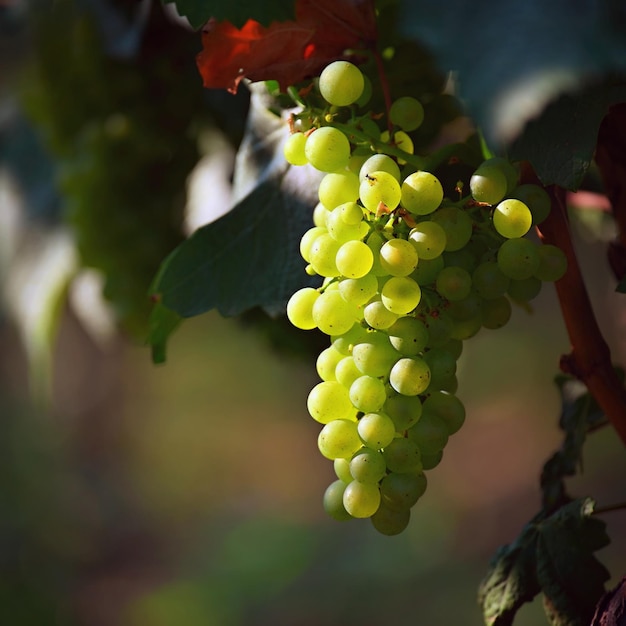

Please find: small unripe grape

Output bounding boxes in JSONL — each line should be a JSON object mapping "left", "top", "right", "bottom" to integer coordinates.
{"left": 284, "top": 132, "right": 308, "bottom": 165}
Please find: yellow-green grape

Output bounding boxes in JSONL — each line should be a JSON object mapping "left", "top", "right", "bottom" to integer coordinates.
{"left": 312, "top": 289, "right": 360, "bottom": 335}
{"left": 481, "top": 296, "right": 512, "bottom": 329}
{"left": 390, "top": 96, "right": 425, "bottom": 132}
{"left": 381, "top": 276, "right": 422, "bottom": 314}
{"left": 387, "top": 316, "right": 429, "bottom": 356}
{"left": 283, "top": 132, "right": 308, "bottom": 165}
{"left": 382, "top": 130, "right": 414, "bottom": 164}
{"left": 385, "top": 393, "right": 423, "bottom": 430}
{"left": 379, "top": 238, "right": 419, "bottom": 276}
{"left": 359, "top": 170, "right": 402, "bottom": 212}
{"left": 335, "top": 356, "right": 363, "bottom": 388}
{"left": 331, "top": 323, "right": 371, "bottom": 355}
{"left": 309, "top": 233, "right": 341, "bottom": 276}
{"left": 305, "top": 126, "right": 351, "bottom": 172}
{"left": 382, "top": 437, "right": 422, "bottom": 473}
{"left": 401, "top": 171, "right": 444, "bottom": 215}
{"left": 359, "top": 154, "right": 401, "bottom": 182}
{"left": 423, "top": 391, "right": 465, "bottom": 434}
{"left": 470, "top": 165, "right": 508, "bottom": 205}
{"left": 300, "top": 226, "right": 327, "bottom": 262}
{"left": 334, "top": 458, "right": 353, "bottom": 483}
{"left": 318, "top": 170, "right": 360, "bottom": 209}
{"left": 335, "top": 240, "right": 374, "bottom": 278}
{"left": 352, "top": 331, "right": 400, "bottom": 377}
{"left": 342, "top": 480, "right": 381, "bottom": 518}
{"left": 286, "top": 287, "right": 320, "bottom": 329}
{"left": 435, "top": 266, "right": 472, "bottom": 301}
{"left": 318, "top": 420, "right": 362, "bottom": 459}
{"left": 363, "top": 299, "right": 399, "bottom": 330}
{"left": 338, "top": 274, "right": 378, "bottom": 305}
{"left": 349, "top": 447, "right": 387, "bottom": 483}
{"left": 408, "top": 221, "right": 447, "bottom": 260}
{"left": 326, "top": 204, "right": 369, "bottom": 243}
{"left": 511, "top": 184, "right": 551, "bottom": 225}
{"left": 493, "top": 199, "right": 532, "bottom": 238}
{"left": 307, "top": 381, "right": 354, "bottom": 424}
{"left": 497, "top": 237, "right": 541, "bottom": 280}
{"left": 349, "top": 375, "right": 387, "bottom": 412}
{"left": 431, "top": 206, "right": 473, "bottom": 251}
{"left": 483, "top": 157, "right": 519, "bottom": 194}
{"left": 357, "top": 412, "right": 396, "bottom": 449}
{"left": 318, "top": 60, "right": 365, "bottom": 106}
{"left": 323, "top": 480, "right": 353, "bottom": 520}
{"left": 380, "top": 471, "right": 427, "bottom": 510}
{"left": 316, "top": 345, "right": 344, "bottom": 381}
{"left": 389, "top": 356, "right": 431, "bottom": 396}
{"left": 313, "top": 202, "right": 330, "bottom": 227}
{"left": 338, "top": 200, "right": 365, "bottom": 225}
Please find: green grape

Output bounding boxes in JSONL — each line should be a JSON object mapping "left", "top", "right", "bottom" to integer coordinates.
{"left": 408, "top": 221, "right": 447, "bottom": 259}
{"left": 313, "top": 202, "right": 330, "bottom": 227}
{"left": 312, "top": 290, "right": 360, "bottom": 335}
{"left": 380, "top": 471, "right": 427, "bottom": 511}
{"left": 381, "top": 276, "right": 422, "bottom": 314}
{"left": 349, "top": 375, "right": 388, "bottom": 413}
{"left": 423, "top": 391, "right": 465, "bottom": 434}
{"left": 309, "top": 232, "right": 341, "bottom": 276}
{"left": 366, "top": 231, "right": 389, "bottom": 276}
{"left": 493, "top": 199, "right": 532, "bottom": 238}
{"left": 423, "top": 348, "right": 457, "bottom": 387}
{"left": 307, "top": 381, "right": 354, "bottom": 424}
{"left": 334, "top": 458, "right": 353, "bottom": 483}
{"left": 336, "top": 240, "right": 374, "bottom": 278}
{"left": 338, "top": 274, "right": 378, "bottom": 305}
{"left": 389, "top": 357, "right": 431, "bottom": 396}
{"left": 318, "top": 420, "right": 362, "bottom": 460}
{"left": 511, "top": 184, "right": 551, "bottom": 225}
{"left": 421, "top": 449, "right": 444, "bottom": 470}
{"left": 411, "top": 255, "right": 445, "bottom": 286}
{"left": 300, "top": 226, "right": 328, "bottom": 262}
{"left": 384, "top": 393, "right": 423, "bottom": 431}
{"left": 387, "top": 316, "right": 429, "bottom": 356}
{"left": 359, "top": 170, "right": 402, "bottom": 212}
{"left": 326, "top": 204, "right": 369, "bottom": 243}
{"left": 286, "top": 287, "right": 321, "bottom": 330}
{"left": 382, "top": 437, "right": 422, "bottom": 473}
{"left": 435, "top": 266, "right": 472, "bottom": 301}
{"left": 316, "top": 345, "right": 344, "bottom": 381}
{"left": 323, "top": 480, "right": 353, "bottom": 520}
{"left": 507, "top": 276, "right": 542, "bottom": 302}
{"left": 469, "top": 165, "right": 508, "bottom": 205}
{"left": 431, "top": 206, "right": 473, "bottom": 251}
{"left": 497, "top": 237, "right": 541, "bottom": 280}
{"left": 331, "top": 323, "right": 371, "bottom": 355}
{"left": 357, "top": 412, "right": 396, "bottom": 449}
{"left": 371, "top": 503, "right": 411, "bottom": 535}
{"left": 390, "top": 96, "right": 425, "bottom": 132}
{"left": 335, "top": 355, "right": 363, "bottom": 388}
{"left": 424, "top": 312, "right": 454, "bottom": 348}
{"left": 450, "top": 314, "right": 482, "bottom": 341}
{"left": 350, "top": 447, "right": 387, "bottom": 483}
{"left": 343, "top": 480, "right": 381, "bottom": 518}
{"left": 483, "top": 157, "right": 519, "bottom": 193}
{"left": 447, "top": 292, "right": 482, "bottom": 321}
{"left": 407, "top": 411, "right": 449, "bottom": 454}
{"left": 283, "top": 132, "right": 308, "bottom": 165}
{"left": 481, "top": 296, "right": 512, "bottom": 329}
{"left": 352, "top": 331, "right": 400, "bottom": 377}
{"left": 535, "top": 244, "right": 567, "bottom": 281}
{"left": 473, "top": 261, "right": 510, "bottom": 299}
{"left": 364, "top": 299, "right": 399, "bottom": 330}
{"left": 338, "top": 200, "right": 365, "bottom": 225}
{"left": 359, "top": 154, "right": 401, "bottom": 182}
{"left": 318, "top": 170, "right": 360, "bottom": 209}
{"left": 440, "top": 338, "right": 463, "bottom": 360}
{"left": 319, "top": 60, "right": 365, "bottom": 106}
{"left": 305, "top": 126, "right": 351, "bottom": 172}
{"left": 379, "top": 238, "right": 419, "bottom": 276}
{"left": 401, "top": 171, "right": 444, "bottom": 215}
{"left": 442, "top": 248, "right": 479, "bottom": 273}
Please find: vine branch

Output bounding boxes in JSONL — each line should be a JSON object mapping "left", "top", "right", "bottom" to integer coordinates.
{"left": 537, "top": 186, "right": 626, "bottom": 447}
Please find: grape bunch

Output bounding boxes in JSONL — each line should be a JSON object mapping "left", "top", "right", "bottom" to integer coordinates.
{"left": 285, "top": 61, "right": 567, "bottom": 535}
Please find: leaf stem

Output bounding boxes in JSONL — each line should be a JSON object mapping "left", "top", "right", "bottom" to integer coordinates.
{"left": 592, "top": 501, "right": 626, "bottom": 515}
{"left": 537, "top": 186, "right": 626, "bottom": 447}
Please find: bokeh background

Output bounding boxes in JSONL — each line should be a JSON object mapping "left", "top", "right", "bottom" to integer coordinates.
{"left": 0, "top": 2, "right": 625, "bottom": 625}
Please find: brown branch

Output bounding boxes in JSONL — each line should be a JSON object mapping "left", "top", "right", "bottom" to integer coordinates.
{"left": 537, "top": 186, "right": 626, "bottom": 447}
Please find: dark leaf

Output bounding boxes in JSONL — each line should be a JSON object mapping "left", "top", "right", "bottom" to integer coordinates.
{"left": 478, "top": 522, "right": 541, "bottom": 626}
{"left": 536, "top": 498, "right": 611, "bottom": 626}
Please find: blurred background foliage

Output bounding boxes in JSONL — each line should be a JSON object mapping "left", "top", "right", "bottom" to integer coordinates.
{"left": 0, "top": 1, "right": 624, "bottom": 625}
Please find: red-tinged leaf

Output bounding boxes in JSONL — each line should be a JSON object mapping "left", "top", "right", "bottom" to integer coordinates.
{"left": 196, "top": 0, "right": 376, "bottom": 93}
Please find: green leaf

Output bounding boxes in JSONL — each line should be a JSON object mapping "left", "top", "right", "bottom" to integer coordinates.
{"left": 148, "top": 301, "right": 182, "bottom": 364}
{"left": 510, "top": 83, "right": 626, "bottom": 190}
{"left": 478, "top": 522, "right": 541, "bottom": 626}
{"left": 162, "top": 0, "right": 296, "bottom": 29}
{"left": 536, "top": 498, "right": 611, "bottom": 626}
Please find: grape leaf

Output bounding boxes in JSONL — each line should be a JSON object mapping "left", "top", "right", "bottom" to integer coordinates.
{"left": 536, "top": 498, "right": 611, "bottom": 626}
{"left": 399, "top": 0, "right": 626, "bottom": 161}
{"left": 196, "top": 0, "right": 376, "bottom": 93}
{"left": 478, "top": 523, "right": 541, "bottom": 626}
{"left": 510, "top": 82, "right": 626, "bottom": 191}
{"left": 162, "top": 0, "right": 296, "bottom": 29}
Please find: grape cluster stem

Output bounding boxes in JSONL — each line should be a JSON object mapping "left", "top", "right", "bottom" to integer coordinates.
{"left": 538, "top": 185, "right": 626, "bottom": 447}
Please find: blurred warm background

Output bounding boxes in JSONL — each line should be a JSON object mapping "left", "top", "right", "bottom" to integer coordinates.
{"left": 0, "top": 2, "right": 625, "bottom": 625}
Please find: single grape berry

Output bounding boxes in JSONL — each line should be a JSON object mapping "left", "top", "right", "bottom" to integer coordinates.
{"left": 319, "top": 60, "right": 365, "bottom": 106}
